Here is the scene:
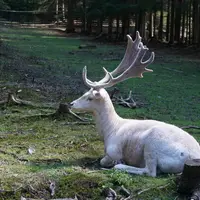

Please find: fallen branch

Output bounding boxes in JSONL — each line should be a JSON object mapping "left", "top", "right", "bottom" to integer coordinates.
{"left": 64, "top": 121, "right": 94, "bottom": 126}
{"left": 119, "top": 185, "right": 131, "bottom": 200}
{"left": 0, "top": 92, "right": 89, "bottom": 122}
{"left": 0, "top": 149, "right": 28, "bottom": 162}
{"left": 0, "top": 92, "right": 57, "bottom": 109}
{"left": 111, "top": 90, "right": 137, "bottom": 109}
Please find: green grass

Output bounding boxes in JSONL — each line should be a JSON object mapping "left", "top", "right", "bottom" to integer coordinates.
{"left": 0, "top": 26, "right": 200, "bottom": 199}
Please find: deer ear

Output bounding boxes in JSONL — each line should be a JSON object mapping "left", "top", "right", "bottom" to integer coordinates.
{"left": 92, "top": 90, "right": 101, "bottom": 99}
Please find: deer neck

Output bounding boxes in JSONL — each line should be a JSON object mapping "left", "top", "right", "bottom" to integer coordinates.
{"left": 93, "top": 97, "right": 122, "bottom": 140}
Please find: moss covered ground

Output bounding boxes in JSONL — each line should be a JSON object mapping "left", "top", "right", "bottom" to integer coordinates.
{"left": 0, "top": 26, "right": 200, "bottom": 199}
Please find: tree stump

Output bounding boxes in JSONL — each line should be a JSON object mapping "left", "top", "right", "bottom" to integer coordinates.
{"left": 178, "top": 159, "right": 200, "bottom": 194}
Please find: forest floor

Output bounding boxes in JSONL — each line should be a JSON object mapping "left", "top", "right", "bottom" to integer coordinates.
{"left": 0, "top": 26, "right": 200, "bottom": 200}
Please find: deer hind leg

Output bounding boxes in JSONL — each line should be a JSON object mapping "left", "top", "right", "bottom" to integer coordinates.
{"left": 114, "top": 156, "right": 157, "bottom": 177}
{"left": 114, "top": 143, "right": 158, "bottom": 177}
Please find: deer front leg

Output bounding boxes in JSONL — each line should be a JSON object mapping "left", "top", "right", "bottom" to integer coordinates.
{"left": 100, "top": 145, "right": 123, "bottom": 167}
{"left": 100, "top": 155, "right": 115, "bottom": 167}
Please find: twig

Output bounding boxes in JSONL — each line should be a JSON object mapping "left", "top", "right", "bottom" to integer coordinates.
{"left": 135, "top": 183, "right": 170, "bottom": 196}
{"left": 69, "top": 109, "right": 89, "bottom": 122}
{"left": 181, "top": 126, "right": 200, "bottom": 130}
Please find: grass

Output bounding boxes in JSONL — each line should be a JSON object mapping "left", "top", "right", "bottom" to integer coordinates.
{"left": 0, "top": 26, "right": 200, "bottom": 199}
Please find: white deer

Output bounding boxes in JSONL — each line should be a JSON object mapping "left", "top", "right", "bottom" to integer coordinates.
{"left": 70, "top": 32, "right": 200, "bottom": 177}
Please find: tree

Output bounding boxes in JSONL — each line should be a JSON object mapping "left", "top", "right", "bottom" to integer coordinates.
{"left": 0, "top": 0, "right": 9, "bottom": 9}
{"left": 170, "top": 0, "right": 175, "bottom": 43}
{"left": 192, "top": 0, "right": 200, "bottom": 44}
{"left": 174, "top": 0, "right": 182, "bottom": 43}
{"left": 66, "top": 0, "right": 75, "bottom": 32}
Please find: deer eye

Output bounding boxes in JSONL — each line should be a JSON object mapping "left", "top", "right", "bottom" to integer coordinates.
{"left": 87, "top": 97, "right": 93, "bottom": 101}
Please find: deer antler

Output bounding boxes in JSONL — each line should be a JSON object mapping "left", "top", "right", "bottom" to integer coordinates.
{"left": 83, "top": 31, "right": 155, "bottom": 89}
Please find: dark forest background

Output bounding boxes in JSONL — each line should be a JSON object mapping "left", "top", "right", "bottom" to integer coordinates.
{"left": 1, "top": 0, "right": 200, "bottom": 45}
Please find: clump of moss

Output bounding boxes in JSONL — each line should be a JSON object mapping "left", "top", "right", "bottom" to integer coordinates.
{"left": 56, "top": 172, "right": 106, "bottom": 200}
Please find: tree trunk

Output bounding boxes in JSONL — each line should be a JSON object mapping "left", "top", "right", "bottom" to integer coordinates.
{"left": 185, "top": 0, "right": 189, "bottom": 44}
{"left": 122, "top": 16, "right": 129, "bottom": 40}
{"left": 96, "top": 19, "right": 103, "bottom": 35}
{"left": 66, "top": 0, "right": 74, "bottom": 33}
{"left": 82, "top": 0, "right": 87, "bottom": 33}
{"left": 175, "top": 0, "right": 182, "bottom": 43}
{"left": 158, "top": 0, "right": 163, "bottom": 40}
{"left": 138, "top": 11, "right": 146, "bottom": 39}
{"left": 199, "top": 4, "right": 200, "bottom": 46}
{"left": 192, "top": 0, "right": 199, "bottom": 44}
{"left": 149, "top": 12, "right": 153, "bottom": 38}
{"left": 188, "top": 0, "right": 192, "bottom": 44}
{"left": 116, "top": 15, "right": 120, "bottom": 40}
{"left": 153, "top": 10, "right": 157, "bottom": 38}
{"left": 87, "top": 19, "right": 92, "bottom": 34}
{"left": 181, "top": 1, "right": 186, "bottom": 43}
{"left": 56, "top": 0, "right": 59, "bottom": 22}
{"left": 62, "top": 0, "right": 65, "bottom": 22}
{"left": 135, "top": 13, "right": 139, "bottom": 35}
{"left": 166, "top": 0, "right": 170, "bottom": 42}
{"left": 170, "top": 0, "right": 175, "bottom": 44}
{"left": 108, "top": 17, "right": 113, "bottom": 40}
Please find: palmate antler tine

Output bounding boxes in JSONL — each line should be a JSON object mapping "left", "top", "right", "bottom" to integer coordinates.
{"left": 106, "top": 44, "right": 155, "bottom": 84}
{"left": 98, "top": 31, "right": 142, "bottom": 84}
{"left": 82, "top": 31, "right": 155, "bottom": 89}
{"left": 82, "top": 66, "right": 113, "bottom": 88}
{"left": 110, "top": 31, "right": 142, "bottom": 77}
{"left": 82, "top": 66, "right": 94, "bottom": 88}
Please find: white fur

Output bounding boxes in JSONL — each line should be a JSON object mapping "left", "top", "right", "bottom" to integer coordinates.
{"left": 71, "top": 88, "right": 200, "bottom": 177}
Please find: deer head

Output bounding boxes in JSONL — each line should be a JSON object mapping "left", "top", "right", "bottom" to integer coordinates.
{"left": 70, "top": 32, "right": 155, "bottom": 112}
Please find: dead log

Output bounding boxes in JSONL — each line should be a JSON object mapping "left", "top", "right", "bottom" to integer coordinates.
{"left": 178, "top": 159, "right": 200, "bottom": 194}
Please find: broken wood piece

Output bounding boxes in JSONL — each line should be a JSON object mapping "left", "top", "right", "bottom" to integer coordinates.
{"left": 111, "top": 89, "right": 137, "bottom": 109}
{"left": 177, "top": 159, "right": 200, "bottom": 194}
{"left": 189, "top": 189, "right": 200, "bottom": 200}
{"left": 103, "top": 187, "right": 117, "bottom": 200}
{"left": 119, "top": 185, "right": 130, "bottom": 198}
